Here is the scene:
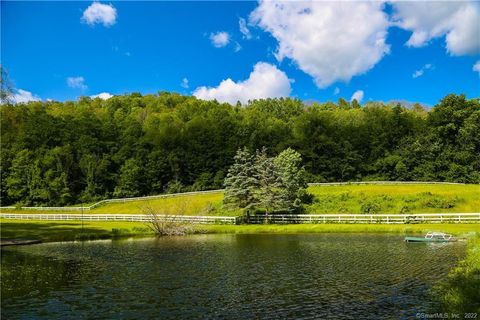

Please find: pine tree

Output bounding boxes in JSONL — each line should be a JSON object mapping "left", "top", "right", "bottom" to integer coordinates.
{"left": 254, "top": 147, "right": 288, "bottom": 215}
{"left": 223, "top": 147, "right": 258, "bottom": 210}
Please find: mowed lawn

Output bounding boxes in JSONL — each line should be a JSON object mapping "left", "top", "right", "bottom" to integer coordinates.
{"left": 1, "top": 183, "right": 479, "bottom": 215}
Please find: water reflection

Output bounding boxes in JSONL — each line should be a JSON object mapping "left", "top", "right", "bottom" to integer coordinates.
{"left": 1, "top": 234, "right": 466, "bottom": 319}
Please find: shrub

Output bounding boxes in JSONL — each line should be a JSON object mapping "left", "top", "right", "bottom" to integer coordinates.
{"left": 361, "top": 201, "right": 381, "bottom": 214}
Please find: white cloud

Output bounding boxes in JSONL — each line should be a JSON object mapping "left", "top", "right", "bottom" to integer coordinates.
{"left": 392, "top": 1, "right": 480, "bottom": 56}
{"left": 412, "top": 63, "right": 434, "bottom": 78}
{"left": 234, "top": 42, "right": 242, "bottom": 52}
{"left": 412, "top": 69, "right": 424, "bottom": 79}
{"left": 474, "top": 61, "right": 480, "bottom": 74}
{"left": 350, "top": 90, "right": 364, "bottom": 103}
{"left": 210, "top": 31, "right": 230, "bottom": 48}
{"left": 333, "top": 87, "right": 340, "bottom": 95}
{"left": 193, "top": 62, "right": 291, "bottom": 105}
{"left": 180, "top": 78, "right": 189, "bottom": 89}
{"left": 12, "top": 89, "right": 40, "bottom": 104}
{"left": 239, "top": 17, "right": 252, "bottom": 39}
{"left": 90, "top": 92, "right": 113, "bottom": 100}
{"left": 67, "top": 76, "right": 87, "bottom": 90}
{"left": 82, "top": 2, "right": 117, "bottom": 27}
{"left": 250, "top": 1, "right": 390, "bottom": 88}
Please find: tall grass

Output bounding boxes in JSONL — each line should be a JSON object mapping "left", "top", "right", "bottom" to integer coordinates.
{"left": 307, "top": 184, "right": 480, "bottom": 214}
{"left": 435, "top": 236, "right": 480, "bottom": 313}
{"left": 3, "top": 184, "right": 479, "bottom": 216}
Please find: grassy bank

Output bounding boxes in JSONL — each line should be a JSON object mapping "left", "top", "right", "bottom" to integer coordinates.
{"left": 436, "top": 236, "right": 480, "bottom": 313}
{"left": 0, "top": 219, "right": 153, "bottom": 242}
{"left": 199, "top": 223, "right": 480, "bottom": 236}
{"left": 2, "top": 183, "right": 478, "bottom": 216}
{"left": 2, "top": 219, "right": 479, "bottom": 243}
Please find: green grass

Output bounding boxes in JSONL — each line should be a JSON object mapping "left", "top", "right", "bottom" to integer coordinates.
{"left": 2, "top": 183, "right": 479, "bottom": 216}
{"left": 90, "top": 193, "right": 241, "bottom": 216}
{"left": 0, "top": 219, "right": 153, "bottom": 242}
{"left": 2, "top": 219, "right": 479, "bottom": 243}
{"left": 307, "top": 184, "right": 480, "bottom": 214}
{"left": 436, "top": 235, "right": 480, "bottom": 313}
{"left": 198, "top": 223, "right": 480, "bottom": 236}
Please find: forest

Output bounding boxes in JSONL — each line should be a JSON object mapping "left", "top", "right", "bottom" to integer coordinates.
{"left": 1, "top": 93, "right": 479, "bottom": 206}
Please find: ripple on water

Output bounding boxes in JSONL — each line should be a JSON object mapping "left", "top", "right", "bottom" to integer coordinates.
{"left": 1, "top": 234, "right": 466, "bottom": 319}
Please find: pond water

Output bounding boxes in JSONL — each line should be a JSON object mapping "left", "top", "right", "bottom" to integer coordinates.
{"left": 1, "top": 234, "right": 466, "bottom": 319}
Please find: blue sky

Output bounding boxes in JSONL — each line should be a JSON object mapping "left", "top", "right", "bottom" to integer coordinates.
{"left": 2, "top": 1, "right": 479, "bottom": 106}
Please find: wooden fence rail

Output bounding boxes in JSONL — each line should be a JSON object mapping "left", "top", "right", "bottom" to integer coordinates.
{"left": 1, "top": 213, "right": 479, "bottom": 225}
{"left": 247, "top": 213, "right": 480, "bottom": 224}
{"left": 0, "top": 213, "right": 237, "bottom": 224}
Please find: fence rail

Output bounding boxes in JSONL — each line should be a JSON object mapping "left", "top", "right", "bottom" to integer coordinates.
{"left": 1, "top": 213, "right": 479, "bottom": 225}
{"left": 308, "top": 181, "right": 468, "bottom": 186}
{"left": 247, "top": 213, "right": 480, "bottom": 224}
{"left": 0, "top": 213, "right": 237, "bottom": 224}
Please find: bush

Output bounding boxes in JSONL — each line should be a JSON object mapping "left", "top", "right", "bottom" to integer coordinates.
{"left": 361, "top": 201, "right": 381, "bottom": 214}
{"left": 422, "top": 197, "right": 457, "bottom": 209}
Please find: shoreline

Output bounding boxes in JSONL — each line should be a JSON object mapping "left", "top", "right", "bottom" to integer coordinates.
{"left": 1, "top": 219, "right": 478, "bottom": 244}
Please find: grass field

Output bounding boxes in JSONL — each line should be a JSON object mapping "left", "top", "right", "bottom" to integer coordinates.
{"left": 2, "top": 183, "right": 479, "bottom": 216}
{"left": 307, "top": 184, "right": 480, "bottom": 214}
{"left": 1, "top": 219, "right": 479, "bottom": 243}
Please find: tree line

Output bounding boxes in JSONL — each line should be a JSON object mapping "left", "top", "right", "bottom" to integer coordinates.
{"left": 1, "top": 92, "right": 479, "bottom": 206}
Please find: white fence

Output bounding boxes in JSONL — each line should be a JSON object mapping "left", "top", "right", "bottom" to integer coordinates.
{"left": 0, "top": 213, "right": 237, "bottom": 224}
{"left": 308, "top": 181, "right": 468, "bottom": 186}
{"left": 1, "top": 213, "right": 479, "bottom": 225}
{"left": 247, "top": 213, "right": 480, "bottom": 224}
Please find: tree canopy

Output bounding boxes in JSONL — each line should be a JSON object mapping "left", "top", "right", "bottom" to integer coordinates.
{"left": 1, "top": 93, "right": 479, "bottom": 206}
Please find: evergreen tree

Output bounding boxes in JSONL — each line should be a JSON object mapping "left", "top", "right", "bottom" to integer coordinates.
{"left": 254, "top": 147, "right": 288, "bottom": 215}
{"left": 274, "top": 148, "right": 309, "bottom": 212}
{"left": 223, "top": 147, "right": 258, "bottom": 210}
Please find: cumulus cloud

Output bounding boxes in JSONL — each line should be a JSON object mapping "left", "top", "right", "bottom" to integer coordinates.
{"left": 474, "top": 61, "right": 480, "bottom": 74}
{"left": 180, "top": 78, "right": 189, "bottom": 89}
{"left": 392, "top": 1, "right": 480, "bottom": 56}
{"left": 412, "top": 63, "right": 434, "bottom": 78}
{"left": 13, "top": 89, "right": 40, "bottom": 104}
{"left": 210, "top": 31, "right": 230, "bottom": 48}
{"left": 82, "top": 2, "right": 117, "bottom": 27}
{"left": 90, "top": 92, "right": 113, "bottom": 100}
{"left": 239, "top": 17, "right": 252, "bottom": 39}
{"left": 333, "top": 87, "right": 340, "bottom": 95}
{"left": 67, "top": 76, "right": 87, "bottom": 90}
{"left": 193, "top": 62, "right": 291, "bottom": 105}
{"left": 250, "top": 1, "right": 390, "bottom": 88}
{"left": 350, "top": 90, "right": 364, "bottom": 103}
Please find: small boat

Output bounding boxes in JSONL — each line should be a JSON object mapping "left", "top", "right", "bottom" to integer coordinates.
{"left": 404, "top": 232, "right": 455, "bottom": 243}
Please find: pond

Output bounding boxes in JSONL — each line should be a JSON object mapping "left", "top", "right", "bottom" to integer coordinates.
{"left": 1, "top": 234, "right": 466, "bottom": 319}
